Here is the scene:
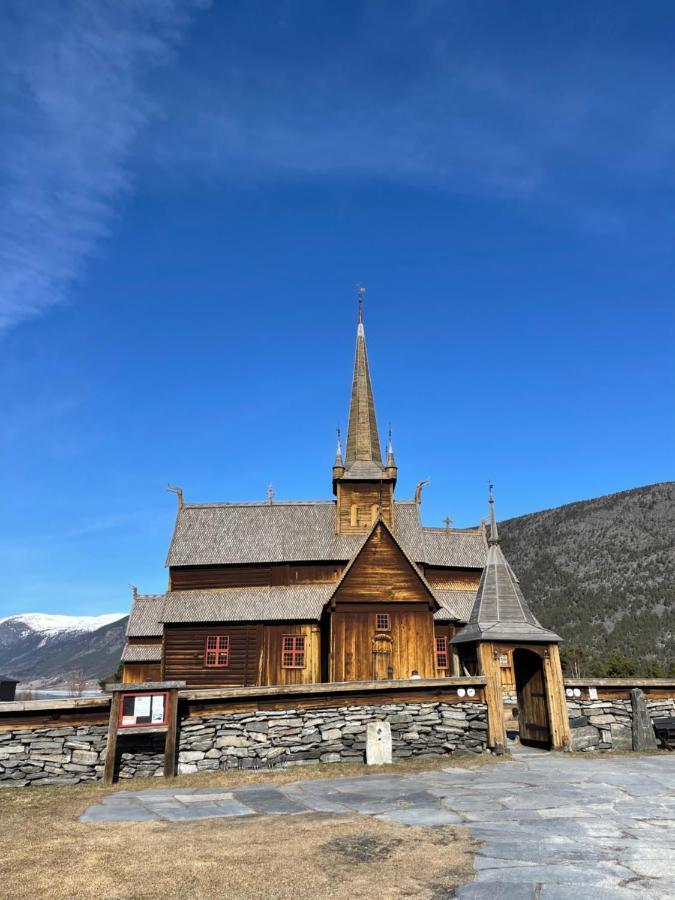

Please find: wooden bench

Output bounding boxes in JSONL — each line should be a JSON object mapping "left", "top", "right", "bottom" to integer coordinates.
{"left": 652, "top": 717, "right": 675, "bottom": 751}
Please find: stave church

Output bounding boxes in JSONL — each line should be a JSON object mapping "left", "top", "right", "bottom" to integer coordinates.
{"left": 122, "top": 302, "right": 560, "bottom": 717}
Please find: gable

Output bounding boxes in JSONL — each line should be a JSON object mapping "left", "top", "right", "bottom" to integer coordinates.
{"left": 331, "top": 521, "right": 435, "bottom": 605}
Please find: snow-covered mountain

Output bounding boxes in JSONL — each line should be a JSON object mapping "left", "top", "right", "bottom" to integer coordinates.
{"left": 0, "top": 612, "right": 128, "bottom": 688}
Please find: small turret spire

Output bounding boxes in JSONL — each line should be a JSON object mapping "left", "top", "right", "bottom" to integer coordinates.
{"left": 385, "top": 427, "right": 395, "bottom": 467}
{"left": 488, "top": 481, "right": 499, "bottom": 545}
{"left": 334, "top": 427, "right": 343, "bottom": 466}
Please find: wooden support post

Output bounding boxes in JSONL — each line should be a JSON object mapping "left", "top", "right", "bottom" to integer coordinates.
{"left": 478, "top": 642, "right": 507, "bottom": 754}
{"left": 543, "top": 643, "right": 572, "bottom": 751}
{"left": 163, "top": 688, "right": 179, "bottom": 778}
{"left": 102, "top": 691, "right": 121, "bottom": 786}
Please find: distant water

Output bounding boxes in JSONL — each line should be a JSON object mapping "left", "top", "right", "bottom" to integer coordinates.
{"left": 15, "top": 688, "right": 105, "bottom": 700}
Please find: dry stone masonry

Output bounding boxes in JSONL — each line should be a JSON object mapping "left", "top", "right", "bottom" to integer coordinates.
{"left": 567, "top": 695, "right": 675, "bottom": 752}
{"left": 176, "top": 702, "right": 489, "bottom": 774}
{"left": 0, "top": 700, "right": 488, "bottom": 786}
{"left": 0, "top": 725, "right": 108, "bottom": 787}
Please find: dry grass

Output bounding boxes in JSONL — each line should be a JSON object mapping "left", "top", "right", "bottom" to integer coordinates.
{"left": 0, "top": 755, "right": 499, "bottom": 900}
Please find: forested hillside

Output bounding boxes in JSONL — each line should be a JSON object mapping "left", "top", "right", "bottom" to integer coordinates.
{"left": 500, "top": 482, "right": 675, "bottom": 675}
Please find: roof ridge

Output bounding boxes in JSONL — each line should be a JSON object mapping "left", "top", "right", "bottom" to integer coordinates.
{"left": 422, "top": 526, "right": 483, "bottom": 535}
{"left": 166, "top": 584, "right": 332, "bottom": 596}
{"left": 183, "top": 500, "right": 336, "bottom": 509}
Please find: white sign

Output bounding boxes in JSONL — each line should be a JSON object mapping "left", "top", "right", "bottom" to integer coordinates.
{"left": 151, "top": 695, "right": 165, "bottom": 722}
{"left": 135, "top": 696, "right": 151, "bottom": 717}
{"left": 457, "top": 688, "right": 466, "bottom": 697}
{"left": 566, "top": 688, "right": 574, "bottom": 697}
{"left": 467, "top": 687, "right": 476, "bottom": 697}
{"left": 573, "top": 688, "right": 581, "bottom": 698}
{"left": 588, "top": 687, "right": 598, "bottom": 700}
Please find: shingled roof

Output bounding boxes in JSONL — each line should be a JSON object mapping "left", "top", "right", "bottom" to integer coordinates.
{"left": 160, "top": 585, "right": 333, "bottom": 623}
{"left": 126, "top": 594, "right": 165, "bottom": 638}
{"left": 452, "top": 495, "right": 560, "bottom": 645}
{"left": 166, "top": 500, "right": 486, "bottom": 569}
{"left": 432, "top": 589, "right": 477, "bottom": 622}
{"left": 121, "top": 644, "right": 162, "bottom": 663}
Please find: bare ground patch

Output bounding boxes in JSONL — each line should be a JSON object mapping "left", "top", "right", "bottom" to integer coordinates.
{"left": 0, "top": 755, "right": 496, "bottom": 899}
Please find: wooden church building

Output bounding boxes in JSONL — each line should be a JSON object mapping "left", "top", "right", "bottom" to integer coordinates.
{"left": 122, "top": 304, "right": 565, "bottom": 743}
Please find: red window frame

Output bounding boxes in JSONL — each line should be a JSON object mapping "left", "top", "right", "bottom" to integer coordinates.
{"left": 204, "top": 634, "right": 230, "bottom": 668}
{"left": 118, "top": 691, "right": 169, "bottom": 729}
{"left": 435, "top": 636, "right": 449, "bottom": 670}
{"left": 375, "top": 612, "right": 391, "bottom": 631}
{"left": 282, "top": 635, "right": 306, "bottom": 669}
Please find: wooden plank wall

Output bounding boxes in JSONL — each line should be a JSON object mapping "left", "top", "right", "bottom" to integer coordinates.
{"left": 477, "top": 642, "right": 507, "bottom": 751}
{"left": 163, "top": 623, "right": 261, "bottom": 687}
{"left": 433, "top": 623, "right": 460, "bottom": 676}
{"left": 261, "top": 624, "right": 321, "bottom": 685}
{"left": 543, "top": 643, "right": 572, "bottom": 750}
{"left": 424, "top": 568, "right": 481, "bottom": 590}
{"left": 170, "top": 563, "right": 343, "bottom": 591}
{"left": 330, "top": 604, "right": 436, "bottom": 681}
{"left": 336, "top": 482, "right": 394, "bottom": 534}
{"left": 122, "top": 663, "right": 162, "bottom": 684}
{"left": 333, "top": 524, "right": 432, "bottom": 603}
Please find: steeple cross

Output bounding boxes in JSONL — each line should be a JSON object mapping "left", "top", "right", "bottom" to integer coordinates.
{"left": 442, "top": 515, "right": 452, "bottom": 530}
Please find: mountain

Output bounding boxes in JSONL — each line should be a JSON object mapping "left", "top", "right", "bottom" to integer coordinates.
{"left": 1, "top": 482, "right": 672, "bottom": 686}
{"left": 0, "top": 613, "right": 128, "bottom": 689}
{"left": 500, "top": 482, "right": 675, "bottom": 674}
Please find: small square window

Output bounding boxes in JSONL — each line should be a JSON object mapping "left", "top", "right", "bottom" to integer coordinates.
{"left": 282, "top": 635, "right": 306, "bottom": 668}
{"left": 204, "top": 634, "right": 230, "bottom": 667}
{"left": 435, "top": 636, "right": 449, "bottom": 670}
{"left": 376, "top": 613, "right": 391, "bottom": 631}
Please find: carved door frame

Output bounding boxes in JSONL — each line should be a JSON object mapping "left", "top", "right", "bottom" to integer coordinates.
{"left": 371, "top": 633, "right": 393, "bottom": 680}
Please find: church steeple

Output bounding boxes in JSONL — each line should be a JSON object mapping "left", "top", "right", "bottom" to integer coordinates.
{"left": 343, "top": 291, "right": 384, "bottom": 476}
{"left": 333, "top": 292, "right": 396, "bottom": 532}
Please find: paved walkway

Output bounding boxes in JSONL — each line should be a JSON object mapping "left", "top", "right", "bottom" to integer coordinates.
{"left": 82, "top": 750, "right": 675, "bottom": 898}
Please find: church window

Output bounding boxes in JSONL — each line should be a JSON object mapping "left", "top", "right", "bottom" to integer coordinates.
{"left": 350, "top": 504, "right": 358, "bottom": 526}
{"left": 435, "top": 637, "right": 449, "bottom": 670}
{"left": 282, "top": 635, "right": 306, "bottom": 668}
{"left": 204, "top": 634, "right": 230, "bottom": 667}
{"left": 376, "top": 613, "right": 391, "bottom": 631}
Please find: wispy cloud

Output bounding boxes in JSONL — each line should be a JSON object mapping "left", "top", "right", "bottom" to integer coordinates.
{"left": 0, "top": 0, "right": 206, "bottom": 332}
{"left": 150, "top": 3, "right": 675, "bottom": 220}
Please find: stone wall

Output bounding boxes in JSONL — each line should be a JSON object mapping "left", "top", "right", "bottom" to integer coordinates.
{"left": 567, "top": 697, "right": 675, "bottom": 752}
{"left": 0, "top": 700, "right": 488, "bottom": 786}
{"left": 0, "top": 725, "right": 108, "bottom": 787}
{"left": 177, "top": 702, "right": 488, "bottom": 773}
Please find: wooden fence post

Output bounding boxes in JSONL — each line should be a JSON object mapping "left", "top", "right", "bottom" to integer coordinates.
{"left": 102, "top": 691, "right": 121, "bottom": 786}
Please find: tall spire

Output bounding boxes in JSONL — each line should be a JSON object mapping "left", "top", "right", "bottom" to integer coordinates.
{"left": 488, "top": 481, "right": 499, "bottom": 545}
{"left": 344, "top": 289, "right": 384, "bottom": 475}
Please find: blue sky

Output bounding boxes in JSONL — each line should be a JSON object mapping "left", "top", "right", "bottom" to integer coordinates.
{"left": 1, "top": 1, "right": 673, "bottom": 617}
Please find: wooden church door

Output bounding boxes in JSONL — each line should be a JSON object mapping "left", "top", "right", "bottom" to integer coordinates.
{"left": 514, "top": 648, "right": 551, "bottom": 748}
{"left": 372, "top": 633, "right": 393, "bottom": 680}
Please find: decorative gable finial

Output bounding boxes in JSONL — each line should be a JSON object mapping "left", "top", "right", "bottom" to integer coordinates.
{"left": 167, "top": 483, "right": 184, "bottom": 507}
{"left": 267, "top": 483, "right": 275, "bottom": 504}
{"left": 414, "top": 478, "right": 431, "bottom": 505}
{"left": 129, "top": 583, "right": 138, "bottom": 600}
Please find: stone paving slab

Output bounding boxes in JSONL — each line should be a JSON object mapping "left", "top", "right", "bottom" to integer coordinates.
{"left": 80, "top": 751, "right": 675, "bottom": 896}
